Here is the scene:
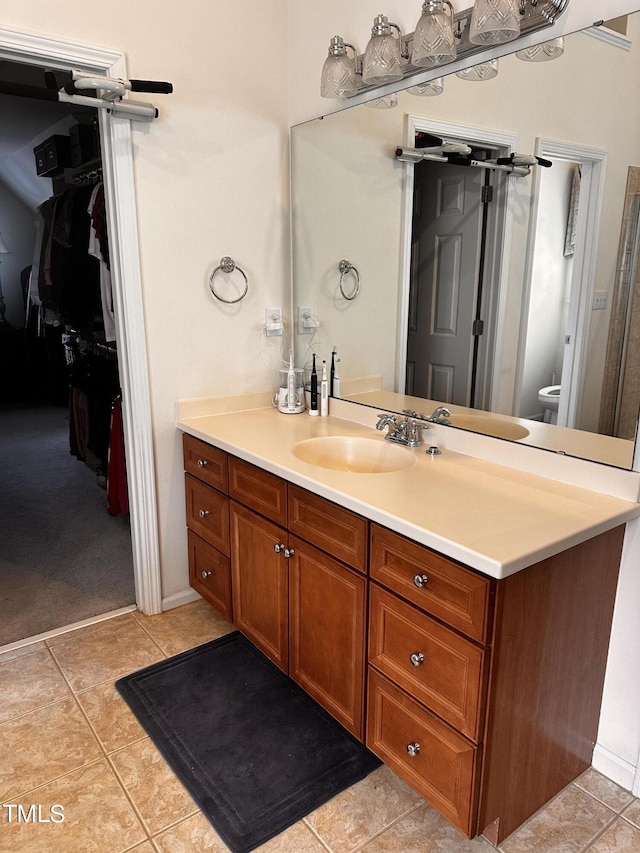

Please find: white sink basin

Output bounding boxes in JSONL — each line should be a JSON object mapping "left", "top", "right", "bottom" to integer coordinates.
{"left": 448, "top": 413, "right": 530, "bottom": 441}
{"left": 292, "top": 436, "right": 416, "bottom": 474}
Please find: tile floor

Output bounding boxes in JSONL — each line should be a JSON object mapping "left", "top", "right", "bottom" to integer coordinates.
{"left": 1, "top": 599, "right": 640, "bottom": 853}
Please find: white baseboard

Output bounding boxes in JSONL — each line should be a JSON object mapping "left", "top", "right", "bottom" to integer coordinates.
{"left": 592, "top": 743, "right": 637, "bottom": 792}
{"left": 162, "top": 588, "right": 201, "bottom": 611}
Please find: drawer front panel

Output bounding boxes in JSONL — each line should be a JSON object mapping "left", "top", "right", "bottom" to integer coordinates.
{"left": 370, "top": 524, "right": 492, "bottom": 643}
{"left": 183, "top": 434, "right": 228, "bottom": 492}
{"left": 185, "top": 474, "right": 230, "bottom": 555}
{"left": 229, "top": 457, "right": 287, "bottom": 526}
{"left": 288, "top": 484, "right": 367, "bottom": 573}
{"left": 369, "top": 584, "right": 487, "bottom": 741}
{"left": 188, "top": 530, "right": 232, "bottom": 622}
{"left": 367, "top": 669, "right": 477, "bottom": 836}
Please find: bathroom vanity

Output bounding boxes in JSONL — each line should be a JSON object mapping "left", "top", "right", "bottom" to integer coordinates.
{"left": 178, "top": 399, "right": 640, "bottom": 845}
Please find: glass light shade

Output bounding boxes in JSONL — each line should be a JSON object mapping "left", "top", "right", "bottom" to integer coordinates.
{"left": 455, "top": 59, "right": 499, "bottom": 81}
{"left": 362, "top": 16, "right": 403, "bottom": 85}
{"left": 320, "top": 36, "right": 357, "bottom": 98}
{"left": 407, "top": 77, "right": 444, "bottom": 96}
{"left": 364, "top": 93, "right": 398, "bottom": 109}
{"left": 411, "top": 0, "right": 456, "bottom": 68}
{"left": 516, "top": 37, "right": 565, "bottom": 62}
{"left": 469, "top": 0, "right": 520, "bottom": 46}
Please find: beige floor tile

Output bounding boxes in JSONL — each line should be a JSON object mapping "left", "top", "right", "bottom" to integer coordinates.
{"left": 48, "top": 614, "right": 164, "bottom": 692}
{"left": 575, "top": 769, "right": 635, "bottom": 812}
{"left": 0, "top": 758, "right": 146, "bottom": 853}
{"left": 110, "top": 737, "right": 199, "bottom": 835}
{"left": 152, "top": 811, "right": 229, "bottom": 852}
{"left": 0, "top": 647, "right": 71, "bottom": 723}
{"left": 45, "top": 613, "right": 135, "bottom": 647}
{"left": 587, "top": 818, "right": 640, "bottom": 852}
{"left": 133, "top": 599, "right": 234, "bottom": 657}
{"left": 76, "top": 680, "right": 147, "bottom": 753}
{"left": 359, "top": 802, "right": 494, "bottom": 852}
{"left": 0, "top": 640, "right": 47, "bottom": 662}
{"left": 624, "top": 801, "right": 640, "bottom": 830}
{"left": 255, "top": 820, "right": 329, "bottom": 852}
{"left": 500, "top": 785, "right": 616, "bottom": 853}
{"left": 304, "top": 766, "right": 424, "bottom": 853}
{"left": 0, "top": 697, "right": 102, "bottom": 800}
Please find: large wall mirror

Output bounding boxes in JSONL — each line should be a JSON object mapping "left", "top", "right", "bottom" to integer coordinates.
{"left": 291, "top": 13, "right": 640, "bottom": 469}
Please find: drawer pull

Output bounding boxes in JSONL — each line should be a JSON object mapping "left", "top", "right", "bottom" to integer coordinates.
{"left": 274, "top": 543, "right": 286, "bottom": 553}
{"left": 410, "top": 652, "right": 425, "bottom": 667}
{"left": 406, "top": 742, "right": 421, "bottom": 757}
{"left": 197, "top": 459, "right": 208, "bottom": 468}
{"left": 198, "top": 509, "right": 210, "bottom": 519}
{"left": 201, "top": 570, "right": 212, "bottom": 580}
{"left": 413, "top": 573, "right": 429, "bottom": 589}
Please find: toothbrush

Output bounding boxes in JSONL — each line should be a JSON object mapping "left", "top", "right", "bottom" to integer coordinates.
{"left": 309, "top": 353, "right": 319, "bottom": 416}
{"left": 287, "top": 349, "right": 296, "bottom": 412}
{"left": 320, "top": 360, "right": 329, "bottom": 417}
{"left": 330, "top": 348, "right": 336, "bottom": 397}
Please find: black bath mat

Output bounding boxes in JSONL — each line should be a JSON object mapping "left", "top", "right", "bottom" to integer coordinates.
{"left": 115, "top": 631, "right": 381, "bottom": 853}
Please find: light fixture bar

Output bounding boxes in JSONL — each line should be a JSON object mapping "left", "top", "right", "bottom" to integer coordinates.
{"left": 349, "top": 0, "right": 569, "bottom": 96}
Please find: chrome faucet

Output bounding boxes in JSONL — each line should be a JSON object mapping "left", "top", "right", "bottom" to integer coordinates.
{"left": 375, "top": 412, "right": 429, "bottom": 447}
{"left": 428, "top": 405, "right": 452, "bottom": 425}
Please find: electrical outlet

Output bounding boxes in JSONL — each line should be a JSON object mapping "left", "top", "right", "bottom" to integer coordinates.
{"left": 298, "top": 306, "right": 316, "bottom": 335}
{"left": 592, "top": 291, "right": 608, "bottom": 311}
{"left": 265, "top": 307, "right": 283, "bottom": 337}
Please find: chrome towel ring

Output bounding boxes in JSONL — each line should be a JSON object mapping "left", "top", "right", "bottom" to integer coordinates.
{"left": 209, "top": 257, "right": 249, "bottom": 304}
{"left": 338, "top": 259, "right": 360, "bottom": 301}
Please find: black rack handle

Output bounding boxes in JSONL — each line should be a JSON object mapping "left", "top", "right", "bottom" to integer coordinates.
{"left": 129, "top": 79, "right": 173, "bottom": 94}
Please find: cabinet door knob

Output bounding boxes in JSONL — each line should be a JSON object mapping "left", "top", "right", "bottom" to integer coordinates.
{"left": 413, "top": 574, "right": 428, "bottom": 588}
{"left": 201, "top": 570, "right": 212, "bottom": 580}
{"left": 406, "top": 742, "right": 420, "bottom": 757}
{"left": 198, "top": 509, "right": 210, "bottom": 518}
{"left": 284, "top": 548, "right": 295, "bottom": 559}
{"left": 197, "top": 459, "right": 208, "bottom": 468}
{"left": 410, "top": 652, "right": 425, "bottom": 667}
{"left": 274, "top": 543, "right": 286, "bottom": 553}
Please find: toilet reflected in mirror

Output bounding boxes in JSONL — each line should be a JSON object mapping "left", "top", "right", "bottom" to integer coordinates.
{"left": 538, "top": 385, "right": 561, "bottom": 424}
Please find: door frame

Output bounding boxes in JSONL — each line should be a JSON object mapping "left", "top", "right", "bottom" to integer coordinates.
{"left": 397, "top": 115, "right": 518, "bottom": 410}
{"left": 0, "top": 26, "right": 162, "bottom": 614}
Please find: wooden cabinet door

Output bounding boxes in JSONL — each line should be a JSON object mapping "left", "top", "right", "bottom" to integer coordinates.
{"left": 288, "top": 535, "right": 367, "bottom": 739}
{"left": 230, "top": 501, "right": 289, "bottom": 672}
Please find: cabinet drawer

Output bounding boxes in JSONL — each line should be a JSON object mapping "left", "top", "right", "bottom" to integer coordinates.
{"left": 367, "top": 669, "right": 478, "bottom": 836}
{"left": 229, "top": 457, "right": 287, "bottom": 526}
{"left": 183, "top": 434, "right": 228, "bottom": 493}
{"left": 370, "top": 524, "right": 493, "bottom": 644}
{"left": 369, "top": 584, "right": 487, "bottom": 741}
{"left": 188, "top": 530, "right": 232, "bottom": 622}
{"left": 185, "top": 474, "right": 230, "bottom": 555}
{"left": 288, "top": 485, "right": 367, "bottom": 573}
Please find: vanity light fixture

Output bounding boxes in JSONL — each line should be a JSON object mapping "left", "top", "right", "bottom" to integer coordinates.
{"left": 364, "top": 93, "right": 399, "bottom": 108}
{"left": 411, "top": 1, "right": 457, "bottom": 68}
{"left": 455, "top": 59, "right": 499, "bottom": 80}
{"left": 320, "top": 0, "right": 569, "bottom": 99}
{"left": 320, "top": 36, "right": 358, "bottom": 98}
{"left": 469, "top": 0, "right": 521, "bottom": 46}
{"left": 362, "top": 15, "right": 406, "bottom": 85}
{"left": 407, "top": 77, "right": 445, "bottom": 96}
{"left": 516, "top": 36, "right": 565, "bottom": 61}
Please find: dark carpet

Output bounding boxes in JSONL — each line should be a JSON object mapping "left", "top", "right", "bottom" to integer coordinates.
{"left": 116, "top": 631, "right": 381, "bottom": 853}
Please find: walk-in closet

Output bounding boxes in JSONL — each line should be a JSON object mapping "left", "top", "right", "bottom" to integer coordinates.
{"left": 0, "top": 59, "right": 134, "bottom": 647}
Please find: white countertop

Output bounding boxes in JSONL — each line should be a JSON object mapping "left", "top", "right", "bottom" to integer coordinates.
{"left": 177, "top": 401, "right": 640, "bottom": 580}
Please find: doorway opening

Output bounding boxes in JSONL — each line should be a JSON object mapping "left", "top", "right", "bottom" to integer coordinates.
{"left": 397, "top": 116, "right": 517, "bottom": 412}
{"left": 0, "top": 28, "right": 161, "bottom": 650}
